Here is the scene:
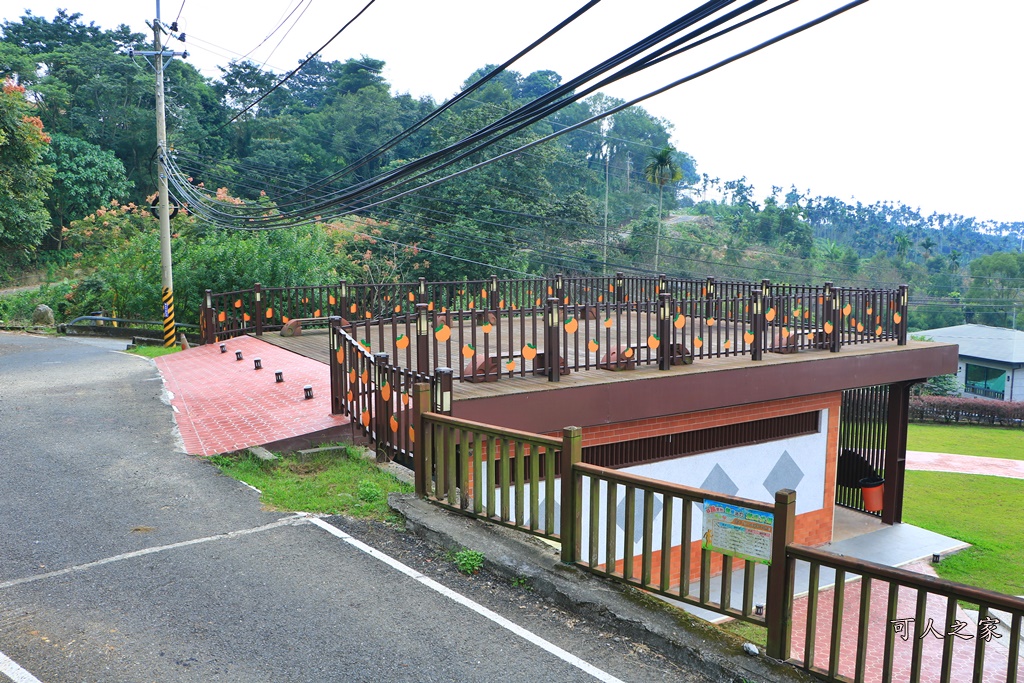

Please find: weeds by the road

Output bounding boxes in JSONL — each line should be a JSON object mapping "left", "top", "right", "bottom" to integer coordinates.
{"left": 210, "top": 446, "right": 412, "bottom": 523}
{"left": 448, "top": 548, "right": 485, "bottom": 575}
{"left": 128, "top": 344, "right": 181, "bottom": 358}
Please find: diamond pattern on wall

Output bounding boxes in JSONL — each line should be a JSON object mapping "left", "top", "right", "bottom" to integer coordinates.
{"left": 700, "top": 463, "right": 740, "bottom": 497}
{"left": 763, "top": 450, "right": 805, "bottom": 496}
{"left": 616, "top": 491, "right": 663, "bottom": 545}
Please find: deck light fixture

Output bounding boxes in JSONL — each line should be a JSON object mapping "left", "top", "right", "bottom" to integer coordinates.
{"left": 220, "top": 343, "right": 227, "bottom": 353}
{"left": 235, "top": 350, "right": 243, "bottom": 361}
{"left": 547, "top": 298, "right": 560, "bottom": 328}
{"left": 932, "top": 553, "right": 940, "bottom": 564}
{"left": 417, "top": 304, "right": 429, "bottom": 336}
{"left": 755, "top": 604, "right": 764, "bottom": 616}
{"left": 275, "top": 370, "right": 284, "bottom": 383}
{"left": 304, "top": 385, "right": 314, "bottom": 400}
{"left": 254, "top": 358, "right": 262, "bottom": 370}
{"left": 433, "top": 368, "right": 452, "bottom": 412}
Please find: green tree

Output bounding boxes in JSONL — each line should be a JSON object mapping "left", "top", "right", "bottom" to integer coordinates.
{"left": 964, "top": 252, "right": 1024, "bottom": 329}
{"left": 643, "top": 146, "right": 682, "bottom": 272}
{"left": 894, "top": 232, "right": 911, "bottom": 262}
{"left": 43, "top": 133, "right": 133, "bottom": 247}
{"left": 0, "top": 80, "right": 53, "bottom": 266}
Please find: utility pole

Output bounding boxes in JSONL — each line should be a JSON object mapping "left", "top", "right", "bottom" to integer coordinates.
{"left": 154, "top": 11, "right": 175, "bottom": 347}
{"left": 134, "top": 2, "right": 185, "bottom": 346}
{"left": 603, "top": 146, "right": 609, "bottom": 276}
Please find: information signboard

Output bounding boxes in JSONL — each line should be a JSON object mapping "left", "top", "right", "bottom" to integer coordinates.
{"left": 701, "top": 500, "right": 774, "bottom": 565}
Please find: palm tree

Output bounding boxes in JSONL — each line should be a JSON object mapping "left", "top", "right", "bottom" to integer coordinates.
{"left": 919, "top": 236, "right": 937, "bottom": 259}
{"left": 893, "top": 232, "right": 911, "bottom": 262}
{"left": 644, "top": 146, "right": 682, "bottom": 271}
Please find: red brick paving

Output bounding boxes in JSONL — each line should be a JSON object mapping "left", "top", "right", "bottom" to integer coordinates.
{"left": 155, "top": 336, "right": 346, "bottom": 456}
{"left": 791, "top": 560, "right": 1021, "bottom": 682}
{"left": 907, "top": 451, "right": 1024, "bottom": 479}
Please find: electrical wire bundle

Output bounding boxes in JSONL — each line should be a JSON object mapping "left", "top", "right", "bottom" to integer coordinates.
{"left": 165, "top": 0, "right": 871, "bottom": 236}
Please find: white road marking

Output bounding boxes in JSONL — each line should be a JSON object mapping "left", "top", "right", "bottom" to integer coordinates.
{"left": 306, "top": 516, "right": 626, "bottom": 683}
{"left": 0, "top": 516, "right": 304, "bottom": 591}
{"left": 0, "top": 651, "right": 43, "bottom": 683}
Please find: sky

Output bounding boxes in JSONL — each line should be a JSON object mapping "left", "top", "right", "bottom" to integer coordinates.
{"left": 3, "top": 0, "right": 1022, "bottom": 224}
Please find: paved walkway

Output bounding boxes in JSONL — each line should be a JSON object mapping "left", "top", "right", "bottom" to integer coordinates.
{"left": 907, "top": 450, "right": 1024, "bottom": 479}
{"left": 156, "top": 335, "right": 345, "bottom": 456}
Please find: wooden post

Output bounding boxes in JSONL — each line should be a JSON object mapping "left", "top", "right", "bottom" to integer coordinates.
{"left": 751, "top": 291, "right": 764, "bottom": 361}
{"left": 412, "top": 381, "right": 431, "bottom": 497}
{"left": 658, "top": 293, "right": 672, "bottom": 370}
{"left": 560, "top": 426, "right": 582, "bottom": 564}
{"left": 830, "top": 288, "right": 843, "bottom": 353}
{"left": 614, "top": 272, "right": 624, "bottom": 305}
{"left": 897, "top": 285, "right": 909, "bottom": 345}
{"left": 555, "top": 272, "right": 564, "bottom": 304}
{"left": 329, "top": 317, "right": 343, "bottom": 415}
{"left": 202, "top": 289, "right": 216, "bottom": 344}
{"left": 546, "top": 297, "right": 561, "bottom": 382}
{"left": 883, "top": 381, "right": 911, "bottom": 524}
{"left": 339, "top": 279, "right": 350, "bottom": 320}
{"left": 417, "top": 277, "right": 426, "bottom": 304}
{"left": 766, "top": 488, "right": 796, "bottom": 661}
{"left": 435, "top": 367, "right": 453, "bottom": 415}
{"left": 415, "top": 303, "right": 430, "bottom": 375}
{"left": 373, "top": 353, "right": 390, "bottom": 462}
{"left": 704, "top": 276, "right": 716, "bottom": 320}
{"left": 253, "top": 282, "right": 263, "bottom": 336}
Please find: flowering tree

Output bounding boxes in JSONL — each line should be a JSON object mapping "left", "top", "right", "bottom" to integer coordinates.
{"left": 0, "top": 79, "right": 53, "bottom": 266}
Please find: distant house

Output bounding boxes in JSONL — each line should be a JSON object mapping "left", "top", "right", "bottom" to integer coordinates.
{"left": 915, "top": 324, "right": 1024, "bottom": 401}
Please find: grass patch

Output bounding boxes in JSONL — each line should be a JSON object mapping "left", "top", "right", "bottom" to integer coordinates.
{"left": 128, "top": 344, "right": 182, "bottom": 358}
{"left": 903, "top": 470, "right": 1024, "bottom": 595}
{"left": 907, "top": 423, "right": 1024, "bottom": 460}
{"left": 209, "top": 446, "right": 413, "bottom": 523}
{"left": 718, "top": 619, "right": 767, "bottom": 648}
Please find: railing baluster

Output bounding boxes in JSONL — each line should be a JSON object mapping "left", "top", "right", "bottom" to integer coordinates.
{"left": 742, "top": 560, "right": 755, "bottom": 618}
{"left": 589, "top": 475, "right": 600, "bottom": 569}
{"left": 679, "top": 499, "right": 692, "bottom": 598}
{"left": 939, "top": 594, "right": 957, "bottom": 683}
{"left": 604, "top": 479, "right": 617, "bottom": 577}
{"left": 911, "top": 588, "right": 927, "bottom": 683}
{"left": 514, "top": 441, "right": 525, "bottom": 528}
{"left": 720, "top": 554, "right": 733, "bottom": 612}
{"left": 641, "top": 490, "right": 654, "bottom": 587}
{"left": 500, "top": 437, "right": 510, "bottom": 523}
{"left": 972, "top": 605, "right": 989, "bottom": 683}
{"left": 528, "top": 443, "right": 540, "bottom": 531}
{"left": 1008, "top": 613, "right": 1021, "bottom": 683}
{"left": 660, "top": 496, "right": 674, "bottom": 593}
{"left": 623, "top": 485, "right": 635, "bottom": 582}
{"left": 805, "top": 561, "right": 819, "bottom": 671}
{"left": 855, "top": 575, "right": 872, "bottom": 683}
{"left": 828, "top": 568, "right": 846, "bottom": 681}
{"left": 882, "top": 582, "right": 898, "bottom": 683}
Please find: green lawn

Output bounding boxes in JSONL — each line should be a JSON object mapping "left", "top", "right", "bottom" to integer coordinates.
{"left": 907, "top": 423, "right": 1024, "bottom": 460}
{"left": 210, "top": 447, "right": 413, "bottom": 523}
{"left": 903, "top": 470, "right": 1024, "bottom": 596}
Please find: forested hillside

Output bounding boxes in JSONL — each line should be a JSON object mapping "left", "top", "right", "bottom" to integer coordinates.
{"left": 1, "top": 10, "right": 1021, "bottom": 331}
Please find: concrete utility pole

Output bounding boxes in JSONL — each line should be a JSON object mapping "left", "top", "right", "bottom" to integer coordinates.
{"left": 153, "top": 10, "right": 175, "bottom": 347}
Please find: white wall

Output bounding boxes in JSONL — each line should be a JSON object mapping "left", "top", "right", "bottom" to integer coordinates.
{"left": 483, "top": 409, "right": 830, "bottom": 568}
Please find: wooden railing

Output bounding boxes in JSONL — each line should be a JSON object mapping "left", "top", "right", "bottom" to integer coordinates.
{"left": 569, "top": 463, "right": 795, "bottom": 636}
{"left": 783, "top": 544, "right": 1024, "bottom": 683}
{"left": 411, "top": 388, "right": 579, "bottom": 545}
{"left": 200, "top": 276, "right": 910, "bottom": 366}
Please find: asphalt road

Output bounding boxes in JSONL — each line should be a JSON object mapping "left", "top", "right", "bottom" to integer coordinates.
{"left": 0, "top": 332, "right": 678, "bottom": 683}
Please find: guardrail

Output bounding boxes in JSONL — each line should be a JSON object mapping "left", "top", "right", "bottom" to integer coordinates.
{"left": 783, "top": 544, "right": 1024, "bottom": 683}
{"left": 412, "top": 394, "right": 577, "bottom": 545}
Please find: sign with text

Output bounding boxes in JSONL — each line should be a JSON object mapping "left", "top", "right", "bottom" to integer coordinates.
{"left": 702, "top": 500, "right": 774, "bottom": 565}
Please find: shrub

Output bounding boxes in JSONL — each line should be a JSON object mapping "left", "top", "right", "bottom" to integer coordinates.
{"left": 910, "top": 395, "right": 1024, "bottom": 427}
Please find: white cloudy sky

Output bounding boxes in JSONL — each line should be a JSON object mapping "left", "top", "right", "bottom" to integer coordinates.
{"left": 3, "top": 0, "right": 1022, "bottom": 223}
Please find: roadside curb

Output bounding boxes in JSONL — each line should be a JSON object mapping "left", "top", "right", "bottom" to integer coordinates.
{"left": 389, "top": 493, "right": 815, "bottom": 683}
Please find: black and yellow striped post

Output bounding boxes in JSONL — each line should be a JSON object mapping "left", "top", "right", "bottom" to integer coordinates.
{"left": 162, "top": 287, "right": 176, "bottom": 347}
